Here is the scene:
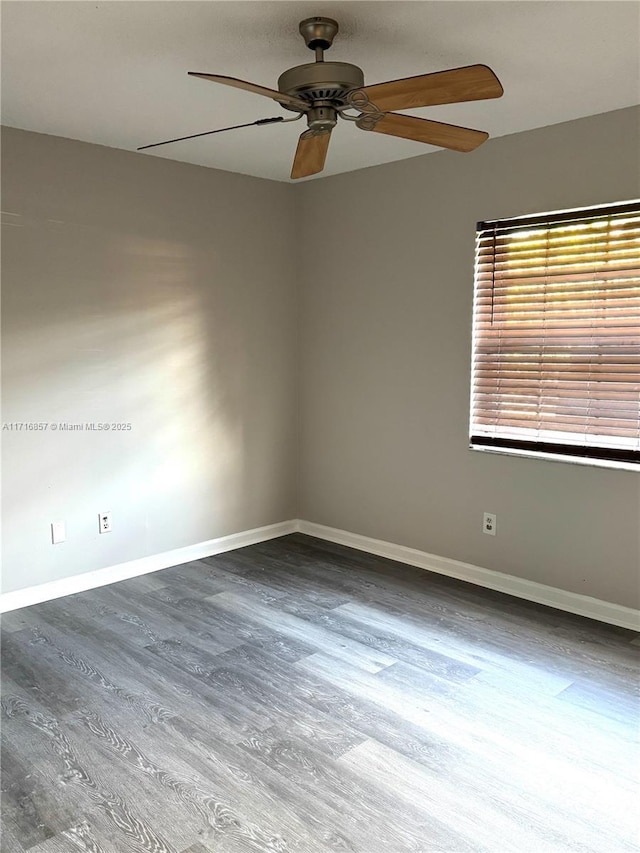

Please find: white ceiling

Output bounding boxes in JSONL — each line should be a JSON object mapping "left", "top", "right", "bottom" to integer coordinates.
{"left": 2, "top": 1, "right": 639, "bottom": 182}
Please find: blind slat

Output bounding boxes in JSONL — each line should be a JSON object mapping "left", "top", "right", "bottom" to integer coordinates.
{"left": 476, "top": 266, "right": 639, "bottom": 284}
{"left": 473, "top": 419, "right": 640, "bottom": 438}
{"left": 477, "top": 238, "right": 640, "bottom": 260}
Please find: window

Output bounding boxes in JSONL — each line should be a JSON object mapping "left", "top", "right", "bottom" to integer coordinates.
{"left": 470, "top": 201, "right": 640, "bottom": 466}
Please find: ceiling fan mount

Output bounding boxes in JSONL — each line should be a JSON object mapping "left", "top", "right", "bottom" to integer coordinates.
{"left": 138, "top": 15, "right": 504, "bottom": 179}
{"left": 298, "top": 16, "right": 340, "bottom": 53}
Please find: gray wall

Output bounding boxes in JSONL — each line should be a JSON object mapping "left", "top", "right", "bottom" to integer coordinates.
{"left": 2, "top": 127, "right": 297, "bottom": 594}
{"left": 3, "top": 110, "right": 639, "bottom": 608}
{"left": 298, "top": 107, "right": 640, "bottom": 609}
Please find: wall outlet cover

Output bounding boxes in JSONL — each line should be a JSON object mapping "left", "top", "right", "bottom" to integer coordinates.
{"left": 483, "top": 512, "right": 497, "bottom": 536}
{"left": 99, "top": 511, "right": 112, "bottom": 534}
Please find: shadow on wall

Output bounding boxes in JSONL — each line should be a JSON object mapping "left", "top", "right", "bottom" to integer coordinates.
{"left": 1, "top": 210, "right": 246, "bottom": 588}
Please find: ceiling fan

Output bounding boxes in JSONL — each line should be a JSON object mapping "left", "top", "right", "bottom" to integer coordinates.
{"left": 138, "top": 17, "right": 504, "bottom": 179}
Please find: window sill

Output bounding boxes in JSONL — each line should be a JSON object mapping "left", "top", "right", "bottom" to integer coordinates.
{"left": 469, "top": 443, "right": 640, "bottom": 473}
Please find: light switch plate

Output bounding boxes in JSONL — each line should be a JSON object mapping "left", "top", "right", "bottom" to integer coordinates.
{"left": 51, "top": 521, "right": 66, "bottom": 544}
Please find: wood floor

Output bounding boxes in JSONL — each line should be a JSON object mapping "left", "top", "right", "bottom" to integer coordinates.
{"left": 1, "top": 534, "right": 639, "bottom": 853}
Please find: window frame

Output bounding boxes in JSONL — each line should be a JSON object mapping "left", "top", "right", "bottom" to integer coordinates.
{"left": 468, "top": 200, "right": 640, "bottom": 470}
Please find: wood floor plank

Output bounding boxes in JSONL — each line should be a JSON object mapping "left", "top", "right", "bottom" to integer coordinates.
{"left": 303, "top": 656, "right": 639, "bottom": 851}
{"left": 1, "top": 689, "right": 189, "bottom": 853}
{"left": 63, "top": 583, "right": 239, "bottom": 656}
{"left": 273, "top": 594, "right": 483, "bottom": 681}
{"left": 298, "top": 649, "right": 639, "bottom": 790}
{"left": 140, "top": 586, "right": 291, "bottom": 646}
{"left": 237, "top": 728, "right": 473, "bottom": 852}
{"left": 61, "top": 678, "right": 365, "bottom": 852}
{"left": 27, "top": 818, "right": 123, "bottom": 853}
{"left": 2, "top": 533, "right": 638, "bottom": 853}
{"left": 206, "top": 590, "right": 398, "bottom": 673}
{"left": 0, "top": 821, "right": 26, "bottom": 853}
{"left": 340, "top": 739, "right": 610, "bottom": 853}
{"left": 557, "top": 679, "right": 640, "bottom": 725}
{"left": 204, "top": 644, "right": 367, "bottom": 759}
{"left": 23, "top": 607, "right": 273, "bottom": 734}
{"left": 335, "top": 599, "right": 581, "bottom": 695}
{"left": 270, "top": 536, "right": 639, "bottom": 672}
{"left": 2, "top": 622, "right": 176, "bottom": 725}
{"left": 61, "top": 708, "right": 305, "bottom": 852}
{"left": 0, "top": 741, "right": 73, "bottom": 849}
{"left": 203, "top": 639, "right": 461, "bottom": 771}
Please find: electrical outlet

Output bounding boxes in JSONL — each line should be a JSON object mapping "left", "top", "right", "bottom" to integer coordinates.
{"left": 51, "top": 521, "right": 66, "bottom": 544}
{"left": 483, "top": 512, "right": 497, "bottom": 536}
{"left": 99, "top": 511, "right": 112, "bottom": 534}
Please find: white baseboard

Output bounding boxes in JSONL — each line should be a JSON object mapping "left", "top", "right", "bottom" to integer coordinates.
{"left": 298, "top": 520, "right": 640, "bottom": 632}
{"left": 3, "top": 517, "right": 638, "bottom": 631}
{"left": 0, "top": 520, "right": 298, "bottom": 614}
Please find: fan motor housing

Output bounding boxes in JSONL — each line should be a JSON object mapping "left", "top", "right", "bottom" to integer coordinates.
{"left": 278, "top": 61, "right": 365, "bottom": 110}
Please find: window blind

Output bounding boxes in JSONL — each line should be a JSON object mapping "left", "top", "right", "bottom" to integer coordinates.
{"left": 470, "top": 201, "right": 640, "bottom": 464}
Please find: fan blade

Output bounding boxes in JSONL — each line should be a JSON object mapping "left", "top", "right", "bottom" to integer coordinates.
{"left": 188, "top": 73, "right": 309, "bottom": 111}
{"left": 356, "top": 64, "right": 503, "bottom": 112}
{"left": 137, "top": 117, "right": 285, "bottom": 151}
{"left": 359, "top": 112, "right": 488, "bottom": 152}
{"left": 291, "top": 130, "right": 332, "bottom": 180}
